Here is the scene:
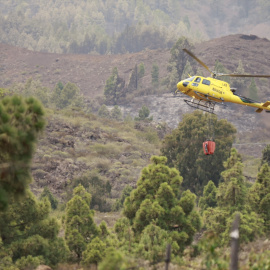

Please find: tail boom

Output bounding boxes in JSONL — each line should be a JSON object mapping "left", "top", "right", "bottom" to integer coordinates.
{"left": 255, "top": 101, "right": 270, "bottom": 113}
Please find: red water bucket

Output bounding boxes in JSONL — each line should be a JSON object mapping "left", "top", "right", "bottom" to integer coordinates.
{"left": 203, "top": 140, "right": 215, "bottom": 155}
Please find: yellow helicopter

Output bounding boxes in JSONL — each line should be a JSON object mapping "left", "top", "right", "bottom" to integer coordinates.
{"left": 176, "top": 49, "right": 270, "bottom": 114}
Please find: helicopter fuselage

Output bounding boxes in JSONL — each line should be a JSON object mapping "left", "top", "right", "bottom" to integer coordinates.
{"left": 176, "top": 76, "right": 270, "bottom": 112}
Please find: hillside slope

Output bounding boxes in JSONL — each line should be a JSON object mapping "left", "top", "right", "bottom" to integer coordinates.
{"left": 1, "top": 34, "right": 270, "bottom": 169}
{"left": 0, "top": 43, "right": 170, "bottom": 98}
{"left": 1, "top": 34, "right": 270, "bottom": 98}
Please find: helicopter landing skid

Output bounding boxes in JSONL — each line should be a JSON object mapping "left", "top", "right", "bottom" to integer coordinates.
{"left": 184, "top": 99, "right": 216, "bottom": 114}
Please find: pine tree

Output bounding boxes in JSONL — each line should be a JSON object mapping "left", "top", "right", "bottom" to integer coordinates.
{"left": 248, "top": 163, "right": 270, "bottom": 231}
{"left": 166, "top": 37, "right": 193, "bottom": 91}
{"left": 104, "top": 67, "right": 125, "bottom": 105}
{"left": 199, "top": 180, "right": 217, "bottom": 212}
{"left": 161, "top": 111, "right": 236, "bottom": 194}
{"left": 113, "top": 185, "right": 133, "bottom": 211}
{"left": 138, "top": 63, "right": 145, "bottom": 79}
{"left": 217, "top": 148, "right": 247, "bottom": 211}
{"left": 127, "top": 65, "right": 138, "bottom": 92}
{"left": 151, "top": 63, "right": 159, "bottom": 88}
{"left": 123, "top": 156, "right": 201, "bottom": 251}
{"left": 82, "top": 237, "right": 106, "bottom": 267}
{"left": 260, "top": 144, "right": 270, "bottom": 167}
{"left": 111, "top": 105, "right": 122, "bottom": 121}
{"left": 136, "top": 223, "right": 179, "bottom": 263}
{"left": 114, "top": 217, "right": 135, "bottom": 253}
{"left": 51, "top": 81, "right": 64, "bottom": 107}
{"left": 181, "top": 60, "right": 193, "bottom": 80}
{"left": 98, "top": 104, "right": 111, "bottom": 118}
{"left": 99, "top": 247, "right": 127, "bottom": 270}
{"left": 135, "top": 105, "right": 153, "bottom": 121}
{"left": 167, "top": 63, "right": 179, "bottom": 93}
{"left": 58, "top": 82, "right": 83, "bottom": 109}
{"left": 0, "top": 96, "right": 45, "bottom": 210}
{"left": 40, "top": 187, "right": 58, "bottom": 210}
{"left": 64, "top": 184, "right": 99, "bottom": 260}
{"left": 0, "top": 189, "right": 69, "bottom": 266}
{"left": 69, "top": 171, "right": 111, "bottom": 212}
{"left": 203, "top": 149, "right": 264, "bottom": 244}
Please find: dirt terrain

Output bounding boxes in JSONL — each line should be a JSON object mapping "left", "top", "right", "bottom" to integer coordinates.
{"left": 0, "top": 44, "right": 170, "bottom": 98}
{"left": 1, "top": 34, "right": 270, "bottom": 98}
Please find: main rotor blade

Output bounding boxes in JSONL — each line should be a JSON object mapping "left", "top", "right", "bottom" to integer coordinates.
{"left": 183, "top": 49, "right": 213, "bottom": 75}
{"left": 218, "top": 73, "right": 270, "bottom": 78}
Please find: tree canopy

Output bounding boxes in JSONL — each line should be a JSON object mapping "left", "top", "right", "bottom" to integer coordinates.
{"left": 161, "top": 111, "right": 236, "bottom": 194}
{"left": 0, "top": 95, "right": 45, "bottom": 210}
{"left": 123, "top": 155, "right": 201, "bottom": 254}
{"left": 1, "top": 1, "right": 269, "bottom": 54}
{"left": 202, "top": 149, "right": 265, "bottom": 244}
{"left": 0, "top": 189, "right": 69, "bottom": 267}
{"left": 64, "top": 184, "right": 99, "bottom": 260}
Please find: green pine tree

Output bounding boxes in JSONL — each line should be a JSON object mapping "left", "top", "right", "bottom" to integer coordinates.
{"left": 104, "top": 67, "right": 125, "bottom": 105}
{"left": 111, "top": 105, "right": 122, "bottom": 121}
{"left": 135, "top": 105, "right": 153, "bottom": 121}
{"left": 260, "top": 144, "right": 270, "bottom": 167}
{"left": 138, "top": 63, "right": 145, "bottom": 79}
{"left": 199, "top": 180, "right": 217, "bottom": 213}
{"left": 113, "top": 185, "right": 133, "bottom": 211}
{"left": 136, "top": 223, "right": 179, "bottom": 263}
{"left": 203, "top": 149, "right": 264, "bottom": 244}
{"left": 57, "top": 82, "right": 84, "bottom": 109}
{"left": 0, "top": 189, "right": 69, "bottom": 267}
{"left": 114, "top": 217, "right": 135, "bottom": 252}
{"left": 217, "top": 148, "right": 247, "bottom": 212}
{"left": 0, "top": 95, "right": 45, "bottom": 210}
{"left": 181, "top": 60, "right": 193, "bottom": 80}
{"left": 52, "top": 81, "right": 64, "bottom": 101}
{"left": 98, "top": 104, "right": 111, "bottom": 118}
{"left": 151, "top": 63, "right": 159, "bottom": 88}
{"left": 123, "top": 156, "right": 201, "bottom": 252}
{"left": 99, "top": 247, "right": 128, "bottom": 270}
{"left": 166, "top": 37, "right": 193, "bottom": 91}
{"left": 161, "top": 111, "right": 236, "bottom": 194}
{"left": 64, "top": 184, "right": 99, "bottom": 260}
{"left": 82, "top": 237, "right": 106, "bottom": 267}
{"left": 40, "top": 187, "right": 58, "bottom": 210}
{"left": 248, "top": 163, "right": 270, "bottom": 231}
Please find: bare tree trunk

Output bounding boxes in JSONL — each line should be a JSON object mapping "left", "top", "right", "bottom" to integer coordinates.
{"left": 165, "top": 244, "right": 171, "bottom": 270}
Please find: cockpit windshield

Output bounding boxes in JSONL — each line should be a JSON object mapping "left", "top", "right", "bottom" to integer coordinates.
{"left": 185, "top": 76, "right": 195, "bottom": 81}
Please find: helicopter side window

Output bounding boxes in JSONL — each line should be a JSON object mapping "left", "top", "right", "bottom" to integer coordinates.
{"left": 194, "top": 77, "right": 201, "bottom": 83}
{"left": 202, "top": 79, "right": 211, "bottom": 86}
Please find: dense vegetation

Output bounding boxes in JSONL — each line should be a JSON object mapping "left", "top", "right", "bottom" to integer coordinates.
{"left": 1, "top": 86, "right": 270, "bottom": 269}
{"left": 1, "top": 112, "right": 270, "bottom": 269}
{"left": 0, "top": 12, "right": 270, "bottom": 267}
{"left": 1, "top": 0, "right": 270, "bottom": 54}
{"left": 0, "top": 51, "right": 269, "bottom": 269}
